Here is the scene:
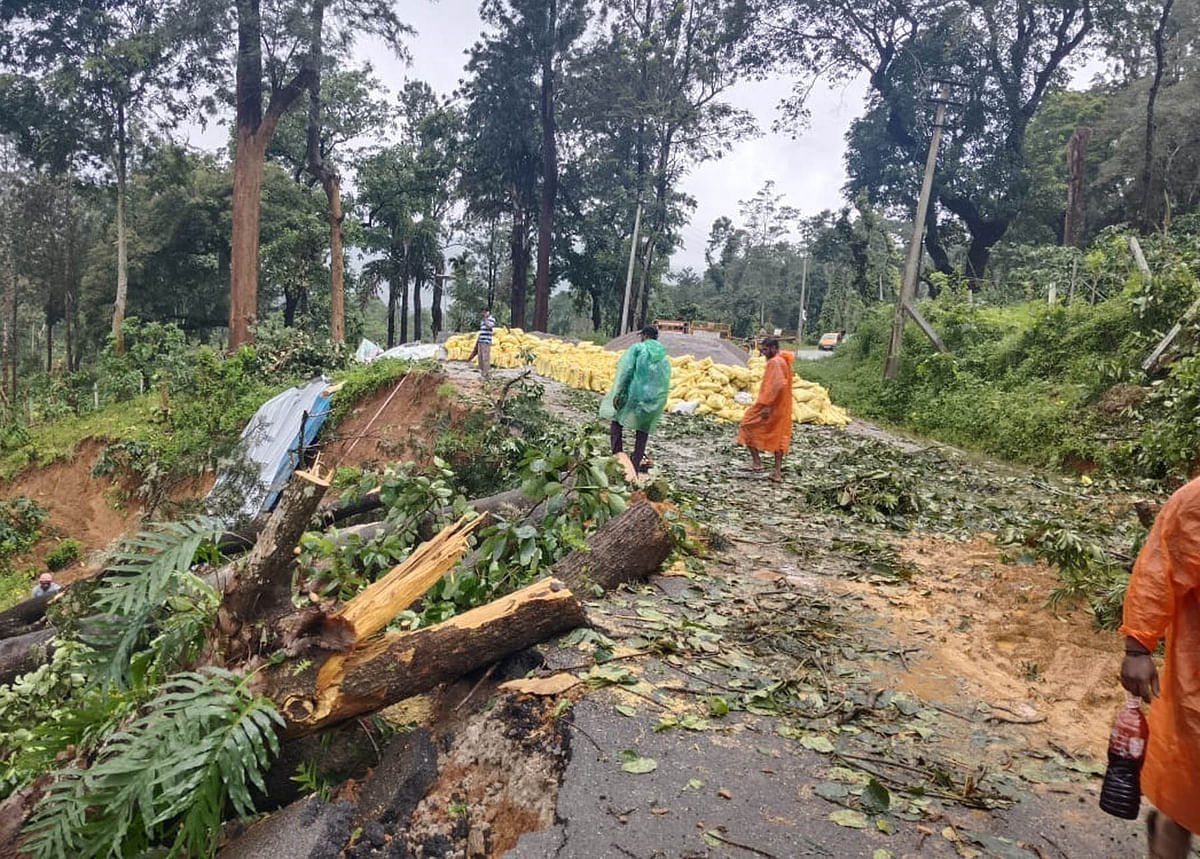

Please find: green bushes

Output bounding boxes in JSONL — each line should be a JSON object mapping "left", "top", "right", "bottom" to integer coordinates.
{"left": 44, "top": 539, "right": 81, "bottom": 572}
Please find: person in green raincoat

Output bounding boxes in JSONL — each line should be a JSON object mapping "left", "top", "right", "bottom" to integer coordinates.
{"left": 600, "top": 325, "right": 671, "bottom": 473}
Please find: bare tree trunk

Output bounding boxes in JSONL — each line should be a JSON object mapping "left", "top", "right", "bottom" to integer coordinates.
{"left": 327, "top": 177, "right": 345, "bottom": 343}
{"left": 229, "top": 129, "right": 268, "bottom": 349}
{"left": 301, "top": 0, "right": 345, "bottom": 346}
{"left": 229, "top": 0, "right": 314, "bottom": 350}
{"left": 1140, "top": 0, "right": 1175, "bottom": 231}
{"left": 533, "top": 0, "right": 558, "bottom": 333}
{"left": 220, "top": 469, "right": 331, "bottom": 651}
{"left": 2, "top": 244, "right": 12, "bottom": 406}
{"left": 1063, "top": 127, "right": 1092, "bottom": 248}
{"left": 111, "top": 99, "right": 129, "bottom": 354}
{"left": 431, "top": 257, "right": 444, "bottom": 337}
{"left": 510, "top": 208, "right": 528, "bottom": 329}
{"left": 413, "top": 275, "right": 422, "bottom": 341}
{"left": 386, "top": 273, "right": 397, "bottom": 349}
{"left": 400, "top": 264, "right": 410, "bottom": 345}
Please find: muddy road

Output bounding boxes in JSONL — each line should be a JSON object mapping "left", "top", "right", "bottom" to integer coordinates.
{"left": 446, "top": 364, "right": 1145, "bottom": 859}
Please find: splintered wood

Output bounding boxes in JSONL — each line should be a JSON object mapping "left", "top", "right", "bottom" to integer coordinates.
{"left": 334, "top": 514, "right": 483, "bottom": 644}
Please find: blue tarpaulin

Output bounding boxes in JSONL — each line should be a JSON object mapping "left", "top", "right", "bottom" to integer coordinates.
{"left": 207, "top": 377, "right": 334, "bottom": 524}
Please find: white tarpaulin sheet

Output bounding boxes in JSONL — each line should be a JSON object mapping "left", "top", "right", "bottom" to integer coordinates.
{"left": 207, "top": 376, "right": 332, "bottom": 523}
{"left": 354, "top": 339, "right": 442, "bottom": 363}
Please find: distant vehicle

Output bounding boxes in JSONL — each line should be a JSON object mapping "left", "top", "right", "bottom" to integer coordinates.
{"left": 817, "top": 332, "right": 845, "bottom": 351}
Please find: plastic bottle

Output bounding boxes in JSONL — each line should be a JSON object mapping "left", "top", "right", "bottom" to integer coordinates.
{"left": 1099, "top": 696, "right": 1149, "bottom": 819}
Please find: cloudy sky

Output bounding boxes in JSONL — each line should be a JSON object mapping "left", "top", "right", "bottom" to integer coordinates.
{"left": 362, "top": 0, "right": 867, "bottom": 272}
{"left": 182, "top": 1, "right": 869, "bottom": 272}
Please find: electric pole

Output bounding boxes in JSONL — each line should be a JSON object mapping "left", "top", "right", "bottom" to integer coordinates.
{"left": 884, "top": 82, "right": 951, "bottom": 380}
{"left": 796, "top": 253, "right": 809, "bottom": 345}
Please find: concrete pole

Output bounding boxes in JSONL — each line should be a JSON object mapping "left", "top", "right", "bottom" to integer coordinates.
{"left": 884, "top": 82, "right": 951, "bottom": 381}
{"left": 797, "top": 253, "right": 809, "bottom": 345}
{"left": 620, "top": 201, "right": 643, "bottom": 335}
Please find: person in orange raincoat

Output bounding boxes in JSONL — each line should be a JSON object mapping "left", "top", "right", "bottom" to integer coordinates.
{"left": 736, "top": 337, "right": 793, "bottom": 482}
{"left": 1120, "top": 477, "right": 1200, "bottom": 858}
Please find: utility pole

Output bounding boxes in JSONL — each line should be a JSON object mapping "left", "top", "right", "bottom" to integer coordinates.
{"left": 620, "top": 200, "right": 643, "bottom": 335}
{"left": 796, "top": 253, "right": 809, "bottom": 345}
{"left": 884, "top": 82, "right": 951, "bottom": 380}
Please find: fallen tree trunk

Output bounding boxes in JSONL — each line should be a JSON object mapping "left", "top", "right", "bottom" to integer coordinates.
{"left": 0, "top": 628, "right": 55, "bottom": 686}
{"left": 272, "top": 576, "right": 586, "bottom": 735}
{"left": 268, "top": 501, "right": 672, "bottom": 735}
{"left": 553, "top": 500, "right": 673, "bottom": 595}
{"left": 330, "top": 487, "right": 536, "bottom": 549}
{"left": 0, "top": 594, "right": 52, "bottom": 640}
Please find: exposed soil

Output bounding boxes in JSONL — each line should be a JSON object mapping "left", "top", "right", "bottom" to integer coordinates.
{"left": 400, "top": 694, "right": 569, "bottom": 857}
{"left": 321, "top": 371, "right": 465, "bottom": 473}
{"left": 0, "top": 439, "right": 215, "bottom": 584}
{"left": 884, "top": 535, "right": 1123, "bottom": 757}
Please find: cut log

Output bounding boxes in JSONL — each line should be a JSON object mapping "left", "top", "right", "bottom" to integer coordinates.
{"left": 0, "top": 628, "right": 55, "bottom": 686}
{"left": 552, "top": 500, "right": 673, "bottom": 595}
{"left": 272, "top": 576, "right": 586, "bottom": 735}
{"left": 269, "top": 502, "right": 671, "bottom": 735}
{"left": 221, "top": 468, "right": 331, "bottom": 642}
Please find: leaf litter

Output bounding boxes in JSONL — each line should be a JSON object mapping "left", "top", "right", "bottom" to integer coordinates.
{"left": 529, "top": 377, "right": 1142, "bottom": 852}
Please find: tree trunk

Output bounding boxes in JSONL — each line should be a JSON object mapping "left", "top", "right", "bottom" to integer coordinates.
{"left": 301, "top": 0, "right": 344, "bottom": 346}
{"left": 431, "top": 257, "right": 444, "bottom": 338}
{"left": 44, "top": 315, "right": 51, "bottom": 374}
{"left": 327, "top": 177, "right": 345, "bottom": 344}
{"left": 2, "top": 243, "right": 12, "bottom": 406}
{"left": 0, "top": 594, "right": 53, "bottom": 640}
{"left": 229, "top": 129, "right": 268, "bottom": 349}
{"left": 272, "top": 576, "right": 586, "bottom": 735}
{"left": 111, "top": 99, "right": 129, "bottom": 355}
{"left": 0, "top": 628, "right": 54, "bottom": 686}
{"left": 413, "top": 275, "right": 422, "bottom": 342}
{"left": 386, "top": 273, "right": 397, "bottom": 349}
{"left": 533, "top": 0, "right": 558, "bottom": 333}
{"left": 551, "top": 501, "right": 672, "bottom": 596}
{"left": 221, "top": 469, "right": 331, "bottom": 644}
{"left": 400, "top": 267, "right": 409, "bottom": 345}
{"left": 510, "top": 208, "right": 528, "bottom": 329}
{"left": 1063, "top": 127, "right": 1092, "bottom": 249}
{"left": 230, "top": 0, "right": 315, "bottom": 350}
{"left": 283, "top": 290, "right": 298, "bottom": 327}
{"left": 1140, "top": 0, "right": 1175, "bottom": 231}
{"left": 266, "top": 501, "right": 670, "bottom": 735}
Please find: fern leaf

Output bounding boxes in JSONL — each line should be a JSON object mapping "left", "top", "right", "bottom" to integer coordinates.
{"left": 24, "top": 668, "right": 283, "bottom": 859}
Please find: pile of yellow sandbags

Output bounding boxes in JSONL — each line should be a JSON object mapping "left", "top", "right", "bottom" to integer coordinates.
{"left": 444, "top": 329, "right": 850, "bottom": 427}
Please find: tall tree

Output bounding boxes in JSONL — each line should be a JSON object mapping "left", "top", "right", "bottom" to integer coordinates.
{"left": 1139, "top": 0, "right": 1176, "bottom": 230}
{"left": 269, "top": 65, "right": 392, "bottom": 338}
{"left": 227, "top": 0, "right": 407, "bottom": 349}
{"left": 460, "top": 29, "right": 541, "bottom": 328}
{"left": 765, "top": 0, "right": 1098, "bottom": 283}
{"left": 0, "top": 0, "right": 223, "bottom": 353}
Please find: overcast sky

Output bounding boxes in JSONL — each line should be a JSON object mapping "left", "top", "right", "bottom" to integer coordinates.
{"left": 183, "top": 2, "right": 868, "bottom": 273}
{"left": 365, "top": 0, "right": 865, "bottom": 272}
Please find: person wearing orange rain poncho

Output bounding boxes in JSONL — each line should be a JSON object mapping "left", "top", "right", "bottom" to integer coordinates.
{"left": 1119, "top": 478, "right": 1200, "bottom": 858}
{"left": 736, "top": 337, "right": 793, "bottom": 483}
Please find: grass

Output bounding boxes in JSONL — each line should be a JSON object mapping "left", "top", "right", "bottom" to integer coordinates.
{"left": 0, "top": 396, "right": 161, "bottom": 481}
